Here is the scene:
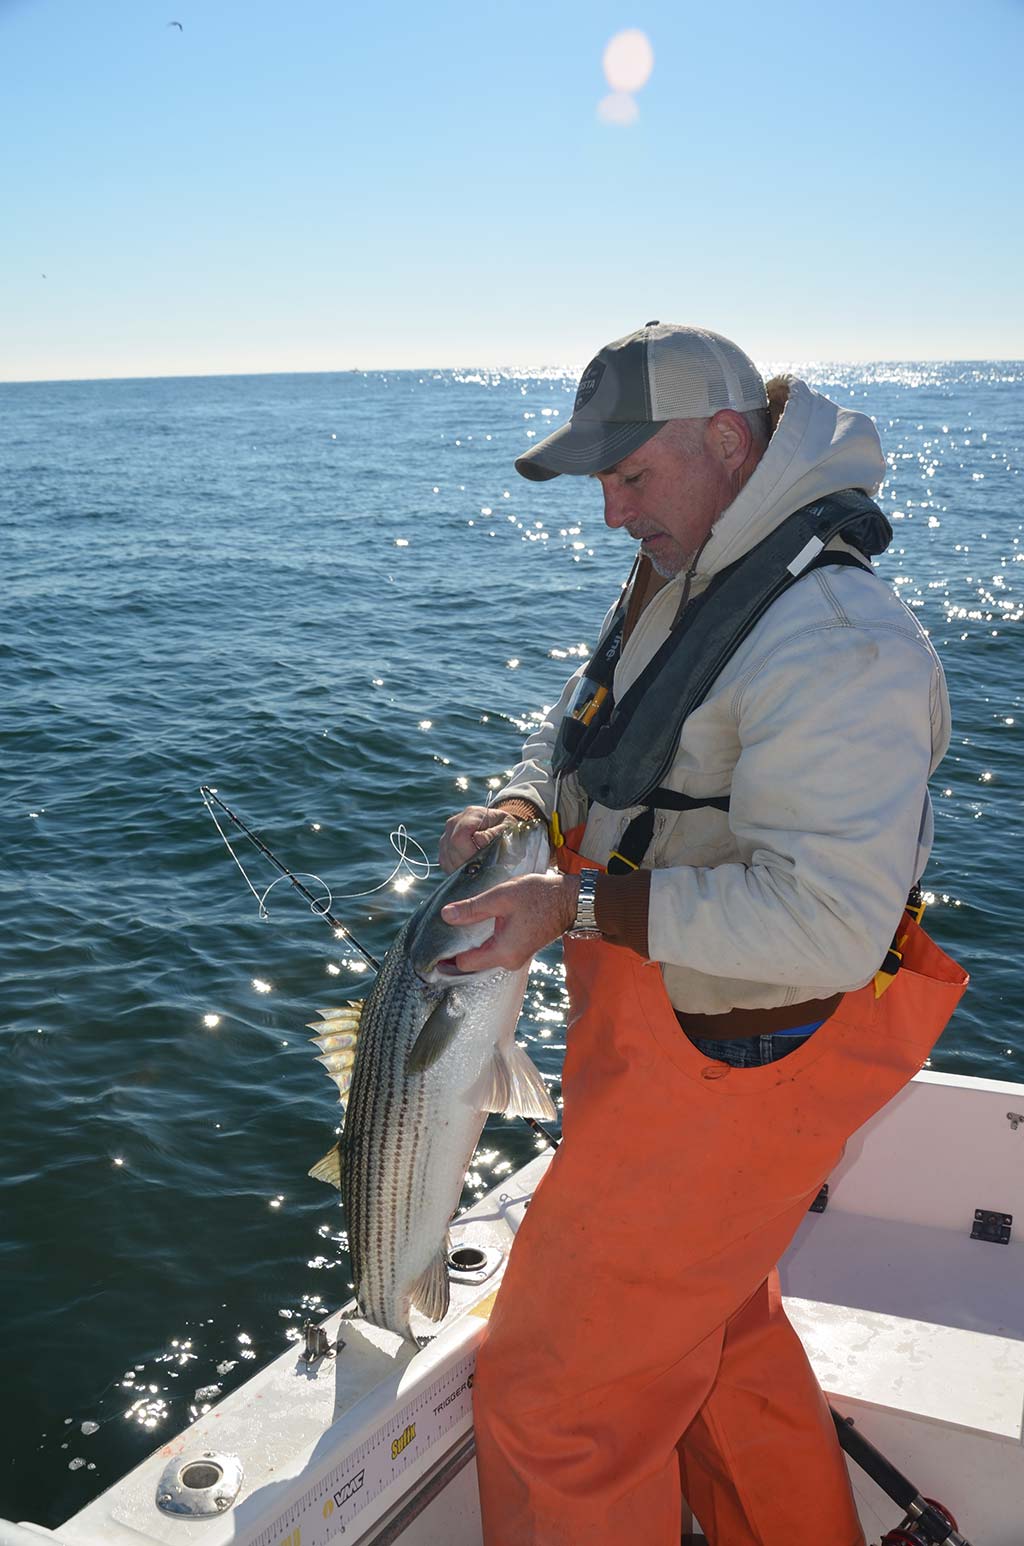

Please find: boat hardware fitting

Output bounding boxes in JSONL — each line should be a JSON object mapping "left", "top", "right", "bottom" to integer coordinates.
{"left": 155, "top": 1450, "right": 243, "bottom": 1517}
{"left": 300, "top": 1320, "right": 338, "bottom": 1364}
{"left": 1007, "top": 1111, "right": 1024, "bottom": 1130}
{"left": 970, "top": 1208, "right": 1012, "bottom": 1244}
{"left": 445, "top": 1242, "right": 504, "bottom": 1285}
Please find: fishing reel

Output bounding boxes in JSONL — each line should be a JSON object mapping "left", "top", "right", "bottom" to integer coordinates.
{"left": 832, "top": 1410, "right": 973, "bottom": 1546}
{"left": 877, "top": 1498, "right": 966, "bottom": 1546}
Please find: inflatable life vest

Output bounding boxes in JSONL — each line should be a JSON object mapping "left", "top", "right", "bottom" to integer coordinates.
{"left": 550, "top": 489, "right": 892, "bottom": 836}
{"left": 549, "top": 489, "right": 930, "bottom": 1000}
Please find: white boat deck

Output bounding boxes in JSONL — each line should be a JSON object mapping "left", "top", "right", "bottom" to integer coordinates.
{"left": 777, "top": 1071, "right": 1024, "bottom": 1541}
{"left": 3, "top": 1070, "right": 1023, "bottom": 1545}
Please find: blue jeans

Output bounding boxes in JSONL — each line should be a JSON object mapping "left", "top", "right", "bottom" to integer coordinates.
{"left": 685, "top": 1031, "right": 813, "bottom": 1066}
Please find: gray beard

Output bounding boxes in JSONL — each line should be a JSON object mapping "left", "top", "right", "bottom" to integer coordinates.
{"left": 642, "top": 538, "right": 688, "bottom": 578}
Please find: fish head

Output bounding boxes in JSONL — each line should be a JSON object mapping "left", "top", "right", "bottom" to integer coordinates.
{"left": 410, "top": 819, "right": 550, "bottom": 984}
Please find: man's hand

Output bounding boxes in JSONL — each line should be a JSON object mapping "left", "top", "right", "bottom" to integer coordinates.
{"left": 439, "top": 806, "right": 513, "bottom": 873}
{"left": 440, "top": 872, "right": 581, "bottom": 973}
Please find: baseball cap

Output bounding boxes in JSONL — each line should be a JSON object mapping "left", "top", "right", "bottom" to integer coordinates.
{"left": 515, "top": 321, "right": 768, "bottom": 482}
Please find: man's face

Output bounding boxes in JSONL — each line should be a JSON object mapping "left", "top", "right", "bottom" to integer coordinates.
{"left": 592, "top": 418, "right": 739, "bottom": 577}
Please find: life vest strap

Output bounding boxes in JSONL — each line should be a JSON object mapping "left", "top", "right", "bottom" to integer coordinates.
{"left": 607, "top": 792, "right": 732, "bottom": 874}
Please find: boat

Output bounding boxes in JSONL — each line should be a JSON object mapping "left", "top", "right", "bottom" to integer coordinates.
{"left": 2, "top": 1068, "right": 1021, "bottom": 1545}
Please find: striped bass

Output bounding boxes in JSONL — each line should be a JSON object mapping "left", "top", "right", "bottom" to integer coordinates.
{"left": 307, "top": 818, "right": 556, "bottom": 1342}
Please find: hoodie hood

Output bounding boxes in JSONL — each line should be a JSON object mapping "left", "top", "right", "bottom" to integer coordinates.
{"left": 697, "top": 377, "right": 887, "bottom": 580}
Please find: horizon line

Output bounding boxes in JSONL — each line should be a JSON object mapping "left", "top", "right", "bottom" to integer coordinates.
{"left": 3, "top": 357, "right": 1024, "bottom": 388}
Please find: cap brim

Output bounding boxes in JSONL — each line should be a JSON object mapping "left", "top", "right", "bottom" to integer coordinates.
{"left": 514, "top": 417, "right": 664, "bottom": 482}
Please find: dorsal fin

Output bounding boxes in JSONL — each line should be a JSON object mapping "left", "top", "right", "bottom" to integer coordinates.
{"left": 309, "top": 1029, "right": 358, "bottom": 1053}
{"left": 308, "top": 1141, "right": 344, "bottom": 1190}
{"left": 306, "top": 1006, "right": 364, "bottom": 1083}
{"left": 308, "top": 1001, "right": 364, "bottom": 1032}
{"left": 306, "top": 1003, "right": 363, "bottom": 1109}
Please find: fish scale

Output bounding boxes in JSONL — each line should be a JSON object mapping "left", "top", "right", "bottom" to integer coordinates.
{"left": 307, "top": 820, "right": 557, "bottom": 1341}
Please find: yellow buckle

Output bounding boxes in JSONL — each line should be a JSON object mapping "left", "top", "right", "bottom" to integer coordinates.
{"left": 874, "top": 927, "right": 911, "bottom": 998}
{"left": 873, "top": 889, "right": 926, "bottom": 998}
{"left": 873, "top": 957, "right": 900, "bottom": 998}
{"left": 549, "top": 811, "right": 565, "bottom": 850}
{"left": 574, "top": 684, "right": 608, "bottom": 728}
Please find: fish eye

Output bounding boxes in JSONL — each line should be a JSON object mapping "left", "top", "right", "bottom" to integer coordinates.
{"left": 464, "top": 861, "right": 482, "bottom": 877}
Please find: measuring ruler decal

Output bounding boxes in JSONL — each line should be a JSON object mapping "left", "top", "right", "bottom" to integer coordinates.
{"left": 250, "top": 1348, "right": 479, "bottom": 1546}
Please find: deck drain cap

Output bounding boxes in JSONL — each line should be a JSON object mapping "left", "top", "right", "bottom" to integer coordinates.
{"left": 156, "top": 1450, "right": 243, "bottom": 1516}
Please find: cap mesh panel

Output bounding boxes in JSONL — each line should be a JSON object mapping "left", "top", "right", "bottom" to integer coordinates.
{"left": 647, "top": 326, "right": 766, "bottom": 419}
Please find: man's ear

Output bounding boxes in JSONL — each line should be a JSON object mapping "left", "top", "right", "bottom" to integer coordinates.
{"left": 706, "top": 409, "right": 751, "bottom": 469}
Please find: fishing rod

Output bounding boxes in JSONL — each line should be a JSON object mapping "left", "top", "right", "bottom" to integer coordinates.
{"left": 198, "top": 785, "right": 560, "bottom": 1150}
{"left": 199, "top": 785, "right": 380, "bottom": 970}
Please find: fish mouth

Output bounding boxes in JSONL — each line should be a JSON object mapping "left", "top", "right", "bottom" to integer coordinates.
{"left": 433, "top": 956, "right": 473, "bottom": 978}
{"left": 412, "top": 955, "right": 471, "bottom": 984}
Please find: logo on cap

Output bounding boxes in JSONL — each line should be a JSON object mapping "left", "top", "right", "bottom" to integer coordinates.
{"left": 574, "top": 359, "right": 606, "bottom": 412}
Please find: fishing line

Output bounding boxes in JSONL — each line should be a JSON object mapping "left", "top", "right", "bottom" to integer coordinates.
{"left": 330, "top": 825, "right": 434, "bottom": 900}
{"left": 202, "top": 789, "right": 334, "bottom": 925}
{"left": 199, "top": 786, "right": 380, "bottom": 971}
{"left": 242, "top": 826, "right": 433, "bottom": 924}
{"left": 202, "top": 785, "right": 273, "bottom": 914}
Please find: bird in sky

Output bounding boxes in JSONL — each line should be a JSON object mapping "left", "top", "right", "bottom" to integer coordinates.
{"left": 167, "top": 20, "right": 183, "bottom": 30}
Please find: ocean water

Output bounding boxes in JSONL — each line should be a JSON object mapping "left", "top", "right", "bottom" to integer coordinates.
{"left": 1, "top": 363, "right": 1021, "bottom": 1526}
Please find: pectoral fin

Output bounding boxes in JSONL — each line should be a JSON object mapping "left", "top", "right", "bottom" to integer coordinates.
{"left": 409, "top": 1248, "right": 450, "bottom": 1323}
{"left": 407, "top": 991, "right": 461, "bottom": 1074}
{"left": 308, "top": 1141, "right": 344, "bottom": 1190}
{"left": 470, "top": 1041, "right": 557, "bottom": 1121}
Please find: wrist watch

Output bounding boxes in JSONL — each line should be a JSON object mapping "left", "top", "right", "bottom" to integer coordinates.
{"left": 566, "top": 869, "right": 602, "bottom": 939}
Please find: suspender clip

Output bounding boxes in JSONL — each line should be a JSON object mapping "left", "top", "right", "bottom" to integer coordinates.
{"left": 549, "top": 778, "right": 565, "bottom": 849}
{"left": 607, "top": 849, "right": 639, "bottom": 872}
{"left": 873, "top": 944, "right": 903, "bottom": 998}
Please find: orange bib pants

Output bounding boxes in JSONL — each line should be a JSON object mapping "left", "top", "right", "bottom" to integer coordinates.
{"left": 473, "top": 834, "right": 967, "bottom": 1545}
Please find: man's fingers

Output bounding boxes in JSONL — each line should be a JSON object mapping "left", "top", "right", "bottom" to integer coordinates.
{"left": 452, "top": 941, "right": 504, "bottom": 973}
{"left": 438, "top": 873, "right": 573, "bottom": 975}
{"left": 442, "top": 893, "right": 496, "bottom": 925}
{"left": 438, "top": 807, "right": 511, "bottom": 873}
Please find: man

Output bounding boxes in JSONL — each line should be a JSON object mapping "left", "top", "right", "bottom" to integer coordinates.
{"left": 438, "top": 324, "right": 965, "bottom": 1545}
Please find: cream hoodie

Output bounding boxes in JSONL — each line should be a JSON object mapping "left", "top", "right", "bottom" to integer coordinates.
{"left": 498, "top": 379, "right": 951, "bottom": 1016}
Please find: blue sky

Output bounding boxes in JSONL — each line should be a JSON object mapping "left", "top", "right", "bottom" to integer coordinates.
{"left": 2, "top": 0, "right": 1022, "bottom": 380}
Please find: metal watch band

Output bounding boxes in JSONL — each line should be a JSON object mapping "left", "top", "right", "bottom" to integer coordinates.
{"left": 566, "top": 869, "right": 602, "bottom": 939}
